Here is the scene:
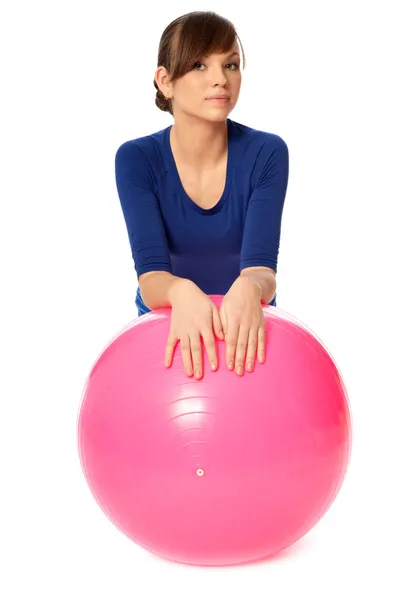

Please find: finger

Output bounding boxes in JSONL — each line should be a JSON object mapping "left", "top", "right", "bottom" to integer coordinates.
{"left": 257, "top": 323, "right": 266, "bottom": 363}
{"left": 219, "top": 305, "right": 228, "bottom": 339}
{"left": 202, "top": 326, "right": 218, "bottom": 371}
{"left": 234, "top": 326, "right": 250, "bottom": 375}
{"left": 225, "top": 323, "right": 239, "bottom": 371}
{"left": 212, "top": 305, "right": 224, "bottom": 340}
{"left": 190, "top": 333, "right": 203, "bottom": 379}
{"left": 180, "top": 335, "right": 193, "bottom": 376}
{"left": 245, "top": 327, "right": 259, "bottom": 372}
{"left": 165, "top": 332, "right": 178, "bottom": 367}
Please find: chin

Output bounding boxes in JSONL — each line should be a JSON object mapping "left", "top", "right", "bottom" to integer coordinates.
{"left": 208, "top": 113, "right": 229, "bottom": 121}
{"left": 183, "top": 106, "right": 233, "bottom": 124}
{"left": 205, "top": 108, "right": 234, "bottom": 122}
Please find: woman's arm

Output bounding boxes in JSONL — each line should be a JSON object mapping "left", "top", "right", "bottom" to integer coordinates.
{"left": 238, "top": 134, "right": 289, "bottom": 301}
{"left": 115, "top": 141, "right": 194, "bottom": 309}
{"left": 116, "top": 140, "right": 223, "bottom": 378}
{"left": 218, "top": 135, "right": 289, "bottom": 374}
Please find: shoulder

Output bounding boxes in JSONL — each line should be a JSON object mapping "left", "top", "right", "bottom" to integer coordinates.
{"left": 228, "top": 119, "right": 288, "bottom": 173}
{"left": 229, "top": 118, "right": 288, "bottom": 152}
{"left": 115, "top": 126, "right": 169, "bottom": 170}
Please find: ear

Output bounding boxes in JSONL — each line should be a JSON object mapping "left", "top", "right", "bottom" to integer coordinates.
{"left": 154, "top": 66, "right": 172, "bottom": 98}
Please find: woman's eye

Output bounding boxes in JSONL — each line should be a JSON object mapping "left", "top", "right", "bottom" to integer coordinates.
{"left": 192, "top": 62, "right": 240, "bottom": 71}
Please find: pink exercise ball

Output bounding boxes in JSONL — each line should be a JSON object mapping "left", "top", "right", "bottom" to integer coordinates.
{"left": 77, "top": 295, "right": 352, "bottom": 567}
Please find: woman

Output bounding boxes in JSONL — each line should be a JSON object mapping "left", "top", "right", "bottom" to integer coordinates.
{"left": 115, "top": 11, "right": 289, "bottom": 380}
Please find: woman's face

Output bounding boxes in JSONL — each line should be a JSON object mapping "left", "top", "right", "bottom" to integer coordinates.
{"left": 164, "top": 43, "right": 242, "bottom": 122}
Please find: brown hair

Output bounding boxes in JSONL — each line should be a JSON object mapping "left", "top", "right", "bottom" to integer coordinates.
{"left": 154, "top": 11, "right": 246, "bottom": 115}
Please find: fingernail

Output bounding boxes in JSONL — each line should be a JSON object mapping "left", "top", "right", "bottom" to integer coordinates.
{"left": 246, "top": 362, "right": 253, "bottom": 371}
{"left": 259, "top": 354, "right": 265, "bottom": 363}
{"left": 195, "top": 369, "right": 201, "bottom": 379}
{"left": 237, "top": 365, "right": 243, "bottom": 376}
{"left": 228, "top": 361, "right": 234, "bottom": 370}
{"left": 211, "top": 361, "right": 217, "bottom": 371}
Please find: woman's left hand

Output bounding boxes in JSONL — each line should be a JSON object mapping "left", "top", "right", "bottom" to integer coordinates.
{"left": 219, "top": 276, "right": 266, "bottom": 375}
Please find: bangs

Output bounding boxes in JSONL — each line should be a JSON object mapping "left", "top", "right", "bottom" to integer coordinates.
{"left": 169, "top": 12, "right": 244, "bottom": 80}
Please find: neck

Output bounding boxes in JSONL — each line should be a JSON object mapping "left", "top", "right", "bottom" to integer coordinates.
{"left": 170, "top": 116, "right": 228, "bottom": 168}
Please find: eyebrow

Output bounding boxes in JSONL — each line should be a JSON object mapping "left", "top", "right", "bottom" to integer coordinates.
{"left": 227, "top": 52, "right": 240, "bottom": 59}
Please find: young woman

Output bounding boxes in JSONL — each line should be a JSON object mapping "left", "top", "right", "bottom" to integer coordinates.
{"left": 115, "top": 11, "right": 289, "bottom": 381}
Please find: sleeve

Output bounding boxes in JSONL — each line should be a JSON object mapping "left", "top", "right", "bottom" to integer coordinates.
{"left": 115, "top": 141, "right": 172, "bottom": 278}
{"left": 240, "top": 135, "right": 289, "bottom": 274}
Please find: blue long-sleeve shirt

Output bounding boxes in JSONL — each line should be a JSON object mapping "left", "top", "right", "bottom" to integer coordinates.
{"left": 115, "top": 118, "right": 289, "bottom": 316}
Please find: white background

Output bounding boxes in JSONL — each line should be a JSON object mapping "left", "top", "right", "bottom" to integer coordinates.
{"left": 2, "top": 0, "right": 397, "bottom": 598}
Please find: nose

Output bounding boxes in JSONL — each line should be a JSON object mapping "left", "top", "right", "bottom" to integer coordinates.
{"left": 208, "top": 65, "right": 228, "bottom": 88}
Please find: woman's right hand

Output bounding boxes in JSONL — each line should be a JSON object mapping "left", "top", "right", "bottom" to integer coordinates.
{"left": 164, "top": 279, "right": 224, "bottom": 379}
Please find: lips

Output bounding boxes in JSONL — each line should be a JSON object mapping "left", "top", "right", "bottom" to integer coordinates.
{"left": 207, "top": 95, "right": 230, "bottom": 100}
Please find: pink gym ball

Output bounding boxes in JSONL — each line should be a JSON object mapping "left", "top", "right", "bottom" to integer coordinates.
{"left": 77, "top": 295, "right": 352, "bottom": 567}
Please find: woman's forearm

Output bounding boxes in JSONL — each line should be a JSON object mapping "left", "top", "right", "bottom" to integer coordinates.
{"left": 140, "top": 267, "right": 276, "bottom": 310}
{"left": 139, "top": 271, "right": 196, "bottom": 310}
{"left": 238, "top": 267, "right": 277, "bottom": 304}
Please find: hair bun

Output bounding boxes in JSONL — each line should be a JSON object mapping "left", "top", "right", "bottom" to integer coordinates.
{"left": 155, "top": 88, "right": 171, "bottom": 113}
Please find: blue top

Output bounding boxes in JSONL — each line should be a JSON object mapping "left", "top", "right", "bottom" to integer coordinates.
{"left": 115, "top": 118, "right": 289, "bottom": 316}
